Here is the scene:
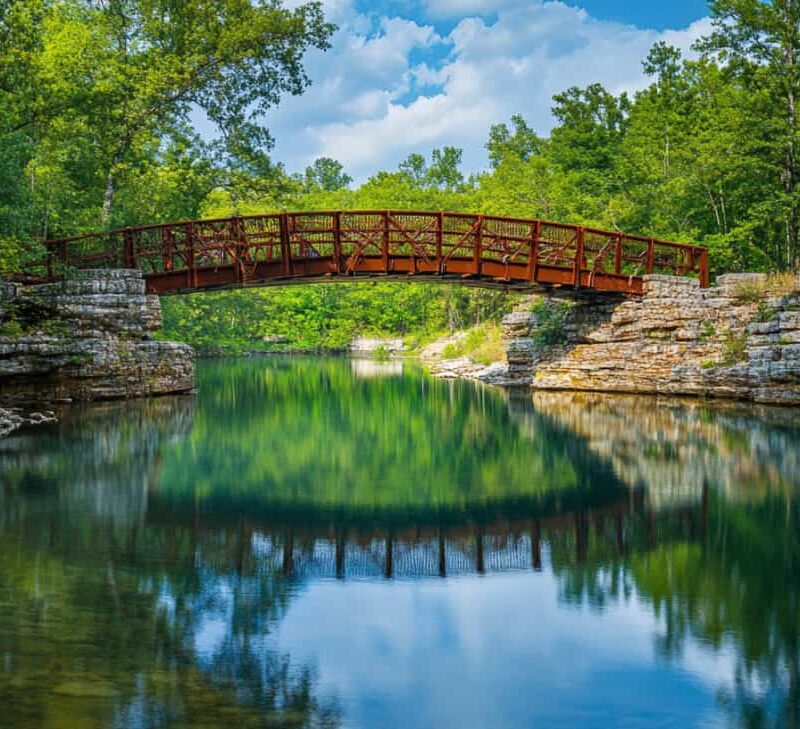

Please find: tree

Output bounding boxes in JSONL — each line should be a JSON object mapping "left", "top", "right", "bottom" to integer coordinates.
{"left": 427, "top": 146, "right": 464, "bottom": 190}
{"left": 697, "top": 0, "right": 800, "bottom": 269}
{"left": 303, "top": 157, "right": 352, "bottom": 192}
{"left": 550, "top": 83, "right": 630, "bottom": 172}
{"left": 28, "top": 0, "right": 334, "bottom": 228}
{"left": 0, "top": 1, "right": 45, "bottom": 270}
{"left": 398, "top": 153, "right": 427, "bottom": 187}
{"left": 486, "top": 114, "right": 542, "bottom": 168}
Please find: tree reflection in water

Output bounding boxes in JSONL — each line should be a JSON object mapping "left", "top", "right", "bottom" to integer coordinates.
{"left": 0, "top": 358, "right": 798, "bottom": 728}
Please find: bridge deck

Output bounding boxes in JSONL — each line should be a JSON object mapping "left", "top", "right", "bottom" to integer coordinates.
{"left": 33, "top": 210, "right": 709, "bottom": 295}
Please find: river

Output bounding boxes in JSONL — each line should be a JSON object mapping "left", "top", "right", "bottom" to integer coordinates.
{"left": 1, "top": 356, "right": 798, "bottom": 728}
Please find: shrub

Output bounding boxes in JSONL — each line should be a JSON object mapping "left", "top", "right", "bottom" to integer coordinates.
{"left": 755, "top": 301, "right": 776, "bottom": 323}
{"left": 0, "top": 319, "right": 23, "bottom": 337}
{"left": 721, "top": 328, "right": 748, "bottom": 365}
{"left": 372, "top": 345, "right": 390, "bottom": 361}
{"left": 700, "top": 320, "right": 716, "bottom": 340}
{"left": 530, "top": 297, "right": 572, "bottom": 345}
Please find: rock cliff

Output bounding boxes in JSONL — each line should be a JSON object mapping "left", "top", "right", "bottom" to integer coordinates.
{"left": 503, "top": 273, "right": 800, "bottom": 404}
{"left": 0, "top": 270, "right": 195, "bottom": 418}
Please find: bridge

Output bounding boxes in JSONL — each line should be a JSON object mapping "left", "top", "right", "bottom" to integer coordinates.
{"left": 35, "top": 210, "right": 709, "bottom": 295}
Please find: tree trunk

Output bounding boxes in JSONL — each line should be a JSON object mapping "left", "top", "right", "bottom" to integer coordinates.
{"left": 102, "top": 148, "right": 124, "bottom": 225}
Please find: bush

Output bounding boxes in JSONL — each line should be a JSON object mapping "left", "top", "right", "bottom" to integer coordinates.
{"left": 372, "top": 345, "right": 390, "bottom": 361}
{"left": 530, "top": 297, "right": 572, "bottom": 345}
{"left": 0, "top": 319, "right": 23, "bottom": 337}
{"left": 721, "top": 328, "right": 748, "bottom": 365}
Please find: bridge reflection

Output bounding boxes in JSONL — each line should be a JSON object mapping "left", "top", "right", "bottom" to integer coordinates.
{"left": 145, "top": 487, "right": 706, "bottom": 581}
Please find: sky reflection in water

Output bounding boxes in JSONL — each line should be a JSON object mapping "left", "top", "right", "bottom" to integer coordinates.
{"left": 0, "top": 356, "right": 798, "bottom": 729}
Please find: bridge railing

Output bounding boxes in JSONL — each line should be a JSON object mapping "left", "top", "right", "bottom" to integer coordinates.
{"left": 33, "top": 211, "right": 710, "bottom": 293}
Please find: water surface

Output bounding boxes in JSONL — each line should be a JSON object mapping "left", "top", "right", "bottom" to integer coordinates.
{"left": 1, "top": 357, "right": 799, "bottom": 728}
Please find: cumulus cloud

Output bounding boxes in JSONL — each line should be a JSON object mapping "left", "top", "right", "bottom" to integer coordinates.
{"left": 262, "top": 1, "right": 713, "bottom": 181}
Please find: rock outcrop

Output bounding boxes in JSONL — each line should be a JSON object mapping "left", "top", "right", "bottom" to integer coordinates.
{"left": 502, "top": 273, "right": 800, "bottom": 404}
{"left": 0, "top": 270, "right": 194, "bottom": 411}
{"left": 349, "top": 336, "right": 405, "bottom": 354}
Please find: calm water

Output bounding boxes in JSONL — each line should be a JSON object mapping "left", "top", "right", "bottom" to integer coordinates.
{"left": 1, "top": 357, "right": 799, "bottom": 729}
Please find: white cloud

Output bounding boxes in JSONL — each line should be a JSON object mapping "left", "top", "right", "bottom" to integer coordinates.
{"left": 260, "top": 2, "right": 713, "bottom": 182}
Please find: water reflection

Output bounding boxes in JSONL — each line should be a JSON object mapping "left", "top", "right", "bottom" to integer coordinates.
{"left": 0, "top": 358, "right": 798, "bottom": 728}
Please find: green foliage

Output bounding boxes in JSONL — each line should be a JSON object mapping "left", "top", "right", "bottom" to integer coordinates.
{"left": 756, "top": 301, "right": 777, "bottom": 323}
{"left": 486, "top": 114, "right": 543, "bottom": 168}
{"left": 371, "top": 345, "right": 390, "bottom": 361}
{"left": 0, "top": 0, "right": 333, "bottom": 254}
{"left": 0, "top": 318, "right": 23, "bottom": 337}
{"left": 722, "top": 328, "right": 749, "bottom": 365}
{"left": 439, "top": 323, "right": 505, "bottom": 365}
{"left": 700, "top": 320, "right": 716, "bottom": 340}
{"left": 302, "top": 157, "right": 353, "bottom": 192}
{"left": 161, "top": 283, "right": 515, "bottom": 354}
{"left": 530, "top": 298, "right": 573, "bottom": 346}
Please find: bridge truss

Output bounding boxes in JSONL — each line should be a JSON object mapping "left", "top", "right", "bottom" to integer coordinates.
{"left": 37, "top": 211, "right": 710, "bottom": 295}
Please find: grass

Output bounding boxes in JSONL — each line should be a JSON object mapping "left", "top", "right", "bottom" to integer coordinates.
{"left": 700, "top": 320, "right": 716, "bottom": 340}
{"left": 721, "top": 328, "right": 748, "bottom": 366}
{"left": 440, "top": 323, "right": 505, "bottom": 366}
{"left": 732, "top": 280, "right": 767, "bottom": 305}
{"left": 766, "top": 271, "right": 799, "bottom": 295}
{"left": 733, "top": 272, "right": 799, "bottom": 304}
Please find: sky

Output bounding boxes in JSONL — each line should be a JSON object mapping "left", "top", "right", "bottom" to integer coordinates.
{"left": 256, "top": 0, "right": 713, "bottom": 181}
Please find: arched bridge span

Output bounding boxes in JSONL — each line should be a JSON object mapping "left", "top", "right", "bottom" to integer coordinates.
{"left": 39, "top": 210, "right": 709, "bottom": 296}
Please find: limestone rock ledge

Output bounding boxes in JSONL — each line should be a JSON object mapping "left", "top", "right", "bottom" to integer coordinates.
{"left": 0, "top": 270, "right": 195, "bottom": 407}
{"left": 503, "top": 273, "right": 800, "bottom": 404}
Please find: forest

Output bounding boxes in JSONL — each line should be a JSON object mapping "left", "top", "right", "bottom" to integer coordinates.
{"left": 3, "top": 0, "right": 800, "bottom": 351}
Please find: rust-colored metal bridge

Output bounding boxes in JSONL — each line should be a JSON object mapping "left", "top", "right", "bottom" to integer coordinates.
{"left": 37, "top": 210, "right": 709, "bottom": 295}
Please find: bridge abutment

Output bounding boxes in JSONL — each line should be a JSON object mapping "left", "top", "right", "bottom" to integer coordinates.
{"left": 0, "top": 269, "right": 194, "bottom": 414}
{"left": 503, "top": 273, "right": 800, "bottom": 404}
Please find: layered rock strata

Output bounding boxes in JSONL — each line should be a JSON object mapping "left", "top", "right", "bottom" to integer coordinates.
{"left": 503, "top": 273, "right": 800, "bottom": 404}
{"left": 0, "top": 270, "right": 194, "bottom": 410}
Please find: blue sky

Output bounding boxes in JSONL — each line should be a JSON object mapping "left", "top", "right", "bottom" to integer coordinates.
{"left": 568, "top": 0, "right": 708, "bottom": 30}
{"left": 261, "top": 0, "right": 713, "bottom": 180}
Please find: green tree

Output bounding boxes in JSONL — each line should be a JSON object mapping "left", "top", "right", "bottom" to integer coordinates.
{"left": 303, "top": 157, "right": 352, "bottom": 192}
{"left": 698, "top": 0, "right": 800, "bottom": 269}
{"left": 486, "top": 113, "right": 542, "bottom": 168}
{"left": 427, "top": 146, "right": 465, "bottom": 190}
{"left": 27, "top": 0, "right": 333, "bottom": 231}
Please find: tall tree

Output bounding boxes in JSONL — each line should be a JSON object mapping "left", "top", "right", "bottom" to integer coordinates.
{"left": 698, "top": 0, "right": 800, "bottom": 269}
{"left": 427, "top": 146, "right": 464, "bottom": 190}
{"left": 30, "top": 0, "right": 334, "bottom": 228}
{"left": 303, "top": 157, "right": 352, "bottom": 192}
{"left": 486, "top": 114, "right": 542, "bottom": 168}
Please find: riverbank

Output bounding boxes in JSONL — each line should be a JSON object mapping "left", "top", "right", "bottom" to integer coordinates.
{"left": 424, "top": 273, "right": 800, "bottom": 405}
{"left": 0, "top": 270, "right": 195, "bottom": 436}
